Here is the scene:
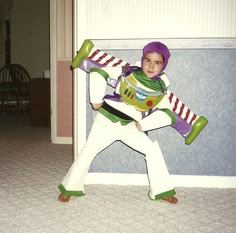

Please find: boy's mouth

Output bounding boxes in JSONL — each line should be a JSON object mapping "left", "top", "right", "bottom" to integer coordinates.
{"left": 146, "top": 71, "right": 155, "bottom": 77}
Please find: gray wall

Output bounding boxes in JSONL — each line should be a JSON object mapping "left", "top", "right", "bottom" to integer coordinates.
{"left": 86, "top": 49, "right": 236, "bottom": 176}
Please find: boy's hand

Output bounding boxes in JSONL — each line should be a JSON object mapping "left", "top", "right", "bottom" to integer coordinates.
{"left": 135, "top": 122, "right": 143, "bottom": 131}
{"left": 91, "top": 103, "right": 103, "bottom": 110}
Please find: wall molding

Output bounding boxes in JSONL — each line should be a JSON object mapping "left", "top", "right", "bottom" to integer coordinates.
{"left": 92, "top": 38, "right": 236, "bottom": 50}
{"left": 50, "top": 0, "right": 57, "bottom": 143}
{"left": 52, "top": 136, "right": 72, "bottom": 144}
{"left": 85, "top": 173, "right": 236, "bottom": 189}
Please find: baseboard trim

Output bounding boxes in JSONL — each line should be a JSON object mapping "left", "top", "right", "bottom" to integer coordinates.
{"left": 51, "top": 136, "right": 72, "bottom": 144}
{"left": 85, "top": 173, "right": 236, "bottom": 188}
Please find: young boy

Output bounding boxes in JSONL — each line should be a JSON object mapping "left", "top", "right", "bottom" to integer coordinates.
{"left": 58, "top": 41, "right": 178, "bottom": 204}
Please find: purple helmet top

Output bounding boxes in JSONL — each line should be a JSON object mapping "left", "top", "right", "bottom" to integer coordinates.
{"left": 142, "top": 41, "right": 170, "bottom": 71}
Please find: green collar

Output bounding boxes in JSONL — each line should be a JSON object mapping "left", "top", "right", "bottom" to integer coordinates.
{"left": 133, "top": 70, "right": 167, "bottom": 93}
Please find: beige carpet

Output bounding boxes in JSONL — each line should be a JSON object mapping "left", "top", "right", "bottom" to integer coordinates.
{"left": 0, "top": 113, "right": 236, "bottom": 233}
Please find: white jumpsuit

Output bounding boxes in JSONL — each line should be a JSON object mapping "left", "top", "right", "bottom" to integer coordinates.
{"left": 59, "top": 66, "right": 176, "bottom": 200}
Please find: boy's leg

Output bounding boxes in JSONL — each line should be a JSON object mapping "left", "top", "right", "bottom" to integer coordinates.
{"left": 121, "top": 122, "right": 177, "bottom": 203}
{"left": 59, "top": 113, "right": 119, "bottom": 200}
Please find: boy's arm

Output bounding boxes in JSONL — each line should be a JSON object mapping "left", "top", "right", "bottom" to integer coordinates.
{"left": 137, "top": 95, "right": 176, "bottom": 131}
{"left": 91, "top": 103, "right": 103, "bottom": 110}
{"left": 159, "top": 73, "right": 170, "bottom": 88}
{"left": 89, "top": 66, "right": 122, "bottom": 104}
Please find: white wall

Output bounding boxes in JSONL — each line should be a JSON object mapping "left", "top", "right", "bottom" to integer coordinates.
{"left": 73, "top": 0, "right": 236, "bottom": 188}
{"left": 11, "top": 0, "right": 50, "bottom": 78}
{"left": 85, "top": 0, "right": 236, "bottom": 39}
{"left": 0, "top": 21, "right": 6, "bottom": 67}
{"left": 0, "top": 0, "right": 15, "bottom": 21}
{"left": 0, "top": 0, "right": 14, "bottom": 67}
{"left": 74, "top": 0, "right": 236, "bottom": 156}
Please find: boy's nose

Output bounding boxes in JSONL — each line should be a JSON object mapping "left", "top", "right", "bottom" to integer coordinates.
{"left": 149, "top": 62, "right": 154, "bottom": 69}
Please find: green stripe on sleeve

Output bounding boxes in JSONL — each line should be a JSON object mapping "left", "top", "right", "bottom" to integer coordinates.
{"left": 160, "top": 108, "right": 176, "bottom": 124}
{"left": 90, "top": 67, "right": 109, "bottom": 81}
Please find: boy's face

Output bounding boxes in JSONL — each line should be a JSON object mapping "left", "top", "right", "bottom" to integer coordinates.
{"left": 142, "top": 52, "right": 164, "bottom": 78}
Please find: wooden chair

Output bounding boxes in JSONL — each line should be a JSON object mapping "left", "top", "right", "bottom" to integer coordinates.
{"left": 0, "top": 65, "right": 19, "bottom": 113}
{"left": 0, "top": 64, "right": 31, "bottom": 113}
{"left": 10, "top": 64, "right": 31, "bottom": 111}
